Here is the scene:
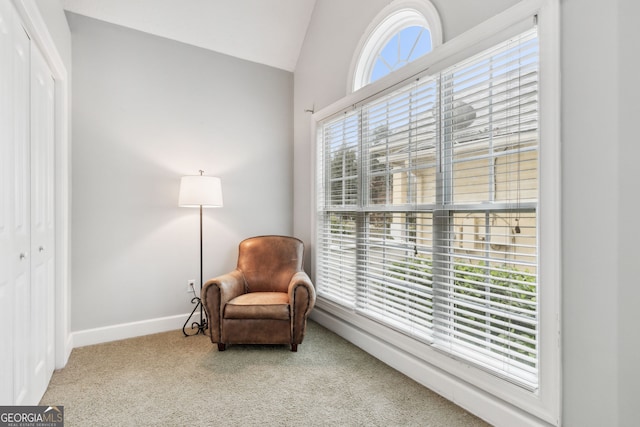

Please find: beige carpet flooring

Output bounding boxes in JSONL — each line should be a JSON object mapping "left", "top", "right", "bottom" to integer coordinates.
{"left": 40, "top": 320, "right": 490, "bottom": 426}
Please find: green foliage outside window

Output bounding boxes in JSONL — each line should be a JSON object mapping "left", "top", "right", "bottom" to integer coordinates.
{"left": 388, "top": 257, "right": 537, "bottom": 363}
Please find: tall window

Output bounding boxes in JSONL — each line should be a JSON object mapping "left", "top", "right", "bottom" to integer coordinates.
{"left": 351, "top": 1, "right": 442, "bottom": 91}
{"left": 317, "top": 28, "right": 540, "bottom": 388}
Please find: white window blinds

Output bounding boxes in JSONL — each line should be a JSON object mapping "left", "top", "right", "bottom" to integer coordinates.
{"left": 316, "top": 28, "right": 539, "bottom": 389}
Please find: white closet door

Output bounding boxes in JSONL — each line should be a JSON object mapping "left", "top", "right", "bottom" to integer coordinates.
{"left": 29, "top": 43, "right": 56, "bottom": 404}
{"left": 0, "top": 2, "right": 58, "bottom": 405}
{"left": 0, "top": 4, "right": 32, "bottom": 406}
{"left": 0, "top": 0, "right": 16, "bottom": 406}
{"left": 13, "top": 18, "right": 31, "bottom": 407}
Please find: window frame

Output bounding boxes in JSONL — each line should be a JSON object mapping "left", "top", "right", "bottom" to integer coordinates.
{"left": 348, "top": 0, "right": 443, "bottom": 93}
{"left": 313, "top": 0, "right": 560, "bottom": 424}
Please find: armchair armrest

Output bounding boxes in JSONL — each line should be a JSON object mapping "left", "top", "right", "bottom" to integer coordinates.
{"left": 202, "top": 269, "right": 245, "bottom": 343}
{"left": 288, "top": 271, "right": 316, "bottom": 344}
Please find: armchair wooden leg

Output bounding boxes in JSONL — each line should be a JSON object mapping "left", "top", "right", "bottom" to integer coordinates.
{"left": 217, "top": 343, "right": 226, "bottom": 351}
{"left": 290, "top": 344, "right": 298, "bottom": 352}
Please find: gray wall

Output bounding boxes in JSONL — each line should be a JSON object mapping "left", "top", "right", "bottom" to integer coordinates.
{"left": 293, "top": 0, "right": 640, "bottom": 426}
{"left": 67, "top": 13, "right": 294, "bottom": 331}
{"left": 618, "top": 2, "right": 640, "bottom": 424}
{"left": 562, "top": 0, "right": 640, "bottom": 426}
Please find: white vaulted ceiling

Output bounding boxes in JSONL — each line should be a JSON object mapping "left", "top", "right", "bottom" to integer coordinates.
{"left": 63, "top": 0, "right": 317, "bottom": 72}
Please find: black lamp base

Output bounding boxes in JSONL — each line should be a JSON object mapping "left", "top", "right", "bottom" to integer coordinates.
{"left": 182, "top": 296, "right": 208, "bottom": 336}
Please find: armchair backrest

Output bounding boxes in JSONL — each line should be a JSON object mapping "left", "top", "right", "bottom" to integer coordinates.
{"left": 237, "top": 235, "right": 304, "bottom": 293}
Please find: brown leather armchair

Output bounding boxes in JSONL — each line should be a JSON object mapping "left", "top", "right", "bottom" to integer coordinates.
{"left": 202, "top": 235, "right": 316, "bottom": 352}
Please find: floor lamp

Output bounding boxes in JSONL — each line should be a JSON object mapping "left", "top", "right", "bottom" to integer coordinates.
{"left": 179, "top": 170, "right": 223, "bottom": 336}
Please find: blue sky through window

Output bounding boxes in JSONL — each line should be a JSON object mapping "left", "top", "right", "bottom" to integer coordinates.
{"left": 370, "top": 26, "right": 432, "bottom": 83}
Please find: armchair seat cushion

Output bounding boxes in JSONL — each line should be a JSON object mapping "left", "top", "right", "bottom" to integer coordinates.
{"left": 224, "top": 292, "right": 290, "bottom": 320}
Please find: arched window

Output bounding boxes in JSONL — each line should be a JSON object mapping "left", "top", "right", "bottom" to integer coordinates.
{"left": 350, "top": 0, "right": 443, "bottom": 92}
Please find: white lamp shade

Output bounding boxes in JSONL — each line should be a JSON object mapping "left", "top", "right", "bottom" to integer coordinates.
{"left": 178, "top": 175, "right": 223, "bottom": 208}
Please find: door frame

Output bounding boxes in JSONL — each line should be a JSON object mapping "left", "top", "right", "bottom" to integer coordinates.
{"left": 12, "top": 0, "right": 71, "bottom": 369}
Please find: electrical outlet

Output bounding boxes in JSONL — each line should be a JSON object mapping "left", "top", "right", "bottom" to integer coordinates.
{"left": 187, "top": 279, "right": 195, "bottom": 293}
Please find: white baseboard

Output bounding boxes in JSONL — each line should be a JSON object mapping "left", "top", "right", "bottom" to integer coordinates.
{"left": 71, "top": 313, "right": 190, "bottom": 348}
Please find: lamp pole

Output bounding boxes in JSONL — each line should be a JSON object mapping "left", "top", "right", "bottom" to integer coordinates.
{"left": 182, "top": 204, "right": 208, "bottom": 336}
{"left": 179, "top": 170, "right": 223, "bottom": 336}
{"left": 198, "top": 203, "right": 205, "bottom": 330}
